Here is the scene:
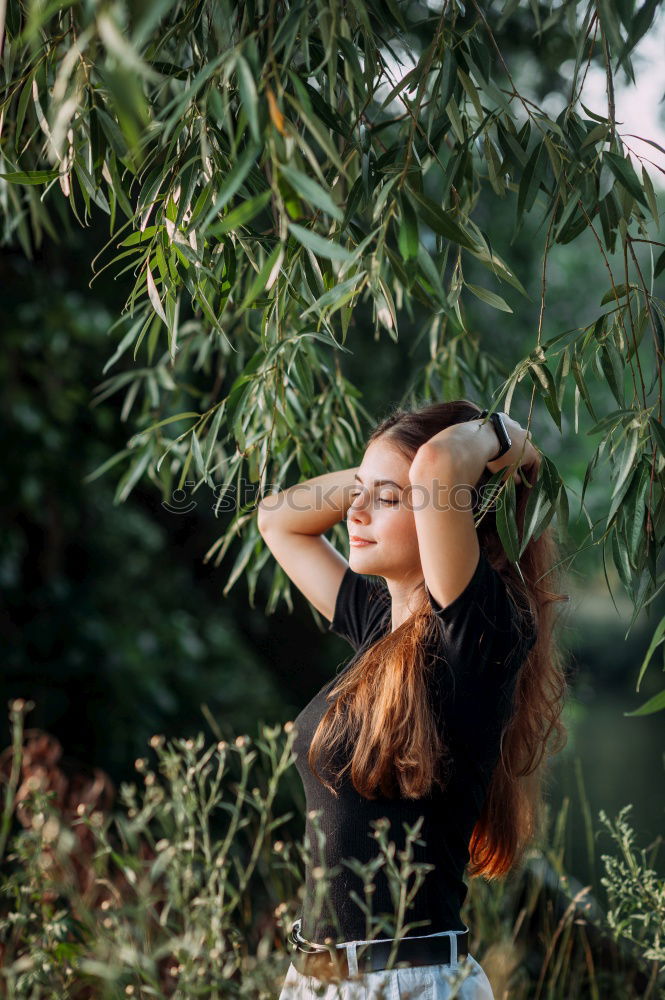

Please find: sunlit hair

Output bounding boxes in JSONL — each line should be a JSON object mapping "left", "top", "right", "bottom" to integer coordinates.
{"left": 308, "top": 399, "right": 569, "bottom": 880}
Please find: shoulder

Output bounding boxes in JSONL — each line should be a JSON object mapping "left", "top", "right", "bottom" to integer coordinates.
{"left": 328, "top": 567, "right": 389, "bottom": 651}
{"left": 425, "top": 549, "right": 537, "bottom": 673}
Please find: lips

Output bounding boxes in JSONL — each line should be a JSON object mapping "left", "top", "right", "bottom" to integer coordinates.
{"left": 349, "top": 535, "right": 375, "bottom": 545}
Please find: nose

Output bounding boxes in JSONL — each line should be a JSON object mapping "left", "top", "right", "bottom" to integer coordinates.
{"left": 347, "top": 488, "right": 371, "bottom": 523}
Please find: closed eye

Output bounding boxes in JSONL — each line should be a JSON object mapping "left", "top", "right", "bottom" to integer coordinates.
{"left": 349, "top": 491, "right": 399, "bottom": 505}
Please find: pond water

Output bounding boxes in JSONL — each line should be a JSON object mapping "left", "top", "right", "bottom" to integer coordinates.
{"left": 548, "top": 690, "right": 664, "bottom": 892}
{"left": 544, "top": 589, "right": 664, "bottom": 894}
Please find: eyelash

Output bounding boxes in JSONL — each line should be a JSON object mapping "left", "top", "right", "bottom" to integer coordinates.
{"left": 350, "top": 493, "right": 398, "bottom": 505}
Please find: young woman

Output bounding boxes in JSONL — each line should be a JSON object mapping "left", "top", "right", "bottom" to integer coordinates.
{"left": 258, "top": 400, "right": 569, "bottom": 1000}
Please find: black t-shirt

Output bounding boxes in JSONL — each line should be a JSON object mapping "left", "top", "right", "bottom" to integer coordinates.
{"left": 291, "top": 549, "right": 537, "bottom": 944}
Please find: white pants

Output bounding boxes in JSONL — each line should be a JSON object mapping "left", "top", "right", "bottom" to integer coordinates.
{"left": 279, "top": 924, "right": 495, "bottom": 1000}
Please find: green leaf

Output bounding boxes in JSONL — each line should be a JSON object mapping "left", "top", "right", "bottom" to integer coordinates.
{"left": 0, "top": 169, "right": 59, "bottom": 184}
{"left": 191, "top": 430, "right": 213, "bottom": 487}
{"left": 225, "top": 348, "right": 265, "bottom": 423}
{"left": 95, "top": 105, "right": 130, "bottom": 158}
{"left": 625, "top": 459, "right": 650, "bottom": 567}
{"left": 457, "top": 67, "right": 483, "bottom": 119}
{"left": 484, "top": 133, "right": 506, "bottom": 197}
{"left": 634, "top": 614, "right": 665, "bottom": 694}
{"left": 640, "top": 164, "right": 659, "bottom": 225}
{"left": 580, "top": 122, "right": 610, "bottom": 148}
{"left": 338, "top": 36, "right": 365, "bottom": 97}
{"left": 600, "top": 283, "right": 637, "bottom": 305}
{"left": 208, "top": 189, "right": 272, "bottom": 236}
{"left": 571, "top": 345, "right": 597, "bottom": 422}
{"left": 278, "top": 164, "right": 343, "bottom": 222}
{"left": 301, "top": 272, "right": 365, "bottom": 320}
{"left": 199, "top": 141, "right": 262, "bottom": 231}
{"left": 463, "top": 49, "right": 511, "bottom": 113}
{"left": 409, "top": 190, "right": 479, "bottom": 251}
{"left": 145, "top": 263, "right": 167, "bottom": 325}
{"left": 615, "top": 0, "right": 661, "bottom": 72}
{"left": 236, "top": 54, "right": 261, "bottom": 142}
{"left": 586, "top": 409, "right": 637, "bottom": 436}
{"left": 624, "top": 687, "right": 665, "bottom": 717}
{"left": 599, "top": 341, "right": 625, "bottom": 407}
{"left": 517, "top": 142, "right": 547, "bottom": 219}
{"left": 82, "top": 448, "right": 133, "bottom": 484}
{"left": 118, "top": 226, "right": 158, "bottom": 247}
{"left": 557, "top": 480, "right": 569, "bottom": 537}
{"left": 439, "top": 47, "right": 457, "bottom": 111}
{"left": 115, "top": 449, "right": 152, "bottom": 504}
{"left": 649, "top": 417, "right": 665, "bottom": 457}
{"left": 611, "top": 523, "right": 632, "bottom": 589}
{"left": 603, "top": 152, "right": 649, "bottom": 208}
{"left": 397, "top": 193, "right": 419, "bottom": 262}
{"left": 466, "top": 245, "right": 528, "bottom": 297}
{"left": 520, "top": 477, "right": 551, "bottom": 553}
{"left": 606, "top": 428, "right": 640, "bottom": 526}
{"left": 528, "top": 362, "right": 561, "bottom": 430}
{"left": 239, "top": 243, "right": 283, "bottom": 309}
{"left": 580, "top": 104, "right": 610, "bottom": 124}
{"left": 288, "top": 223, "right": 353, "bottom": 262}
{"left": 654, "top": 249, "right": 665, "bottom": 281}
{"left": 495, "top": 478, "right": 520, "bottom": 563}
{"left": 465, "top": 283, "right": 512, "bottom": 313}
{"left": 203, "top": 401, "right": 227, "bottom": 472}
{"left": 415, "top": 244, "right": 446, "bottom": 306}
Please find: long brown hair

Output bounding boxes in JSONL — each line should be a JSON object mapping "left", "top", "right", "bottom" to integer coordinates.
{"left": 308, "top": 399, "right": 569, "bottom": 879}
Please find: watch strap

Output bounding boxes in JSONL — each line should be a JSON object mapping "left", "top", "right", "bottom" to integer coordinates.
{"left": 479, "top": 408, "right": 512, "bottom": 462}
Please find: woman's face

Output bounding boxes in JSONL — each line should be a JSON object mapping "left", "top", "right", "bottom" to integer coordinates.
{"left": 346, "top": 437, "right": 423, "bottom": 581}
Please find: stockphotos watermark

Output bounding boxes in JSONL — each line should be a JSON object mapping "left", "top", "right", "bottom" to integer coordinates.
{"left": 161, "top": 479, "right": 509, "bottom": 515}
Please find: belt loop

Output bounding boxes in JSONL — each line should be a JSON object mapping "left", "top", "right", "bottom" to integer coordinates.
{"left": 449, "top": 931, "right": 457, "bottom": 965}
{"left": 346, "top": 941, "right": 359, "bottom": 977}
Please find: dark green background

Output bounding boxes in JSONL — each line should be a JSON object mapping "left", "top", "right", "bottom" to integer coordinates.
{"left": 2, "top": 184, "right": 663, "bottom": 894}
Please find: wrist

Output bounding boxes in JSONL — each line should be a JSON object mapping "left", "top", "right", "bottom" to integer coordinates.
{"left": 481, "top": 411, "right": 511, "bottom": 463}
{"left": 482, "top": 419, "right": 504, "bottom": 464}
{"left": 424, "top": 420, "right": 503, "bottom": 473}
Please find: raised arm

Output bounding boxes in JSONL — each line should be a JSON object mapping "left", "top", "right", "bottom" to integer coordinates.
{"left": 257, "top": 467, "right": 358, "bottom": 622}
{"left": 407, "top": 413, "right": 539, "bottom": 612}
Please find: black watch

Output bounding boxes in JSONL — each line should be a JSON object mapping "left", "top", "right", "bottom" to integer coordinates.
{"left": 479, "top": 408, "right": 512, "bottom": 462}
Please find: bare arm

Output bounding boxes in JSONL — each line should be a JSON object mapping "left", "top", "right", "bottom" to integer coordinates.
{"left": 257, "top": 467, "right": 359, "bottom": 622}
{"left": 407, "top": 414, "right": 540, "bottom": 610}
{"left": 413, "top": 413, "right": 540, "bottom": 486}
{"left": 257, "top": 467, "right": 358, "bottom": 536}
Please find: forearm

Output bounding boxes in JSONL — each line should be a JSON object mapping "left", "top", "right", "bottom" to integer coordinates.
{"left": 412, "top": 418, "right": 536, "bottom": 487}
{"left": 411, "top": 422, "right": 502, "bottom": 487}
{"left": 257, "top": 466, "right": 358, "bottom": 536}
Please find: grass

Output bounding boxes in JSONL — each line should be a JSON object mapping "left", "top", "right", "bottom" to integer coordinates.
{"left": 0, "top": 699, "right": 662, "bottom": 999}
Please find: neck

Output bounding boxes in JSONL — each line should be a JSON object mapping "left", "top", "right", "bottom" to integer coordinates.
{"left": 383, "top": 572, "right": 425, "bottom": 632}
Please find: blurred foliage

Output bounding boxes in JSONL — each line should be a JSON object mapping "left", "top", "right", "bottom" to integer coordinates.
{"left": 1, "top": 185, "right": 663, "bottom": 851}
{"left": 1, "top": 2, "right": 664, "bottom": 691}
{"left": 0, "top": 243, "right": 292, "bottom": 780}
{"left": 2, "top": 0, "right": 665, "bottom": 712}
{"left": 1, "top": 12, "right": 664, "bottom": 991}
{"left": 0, "top": 703, "right": 662, "bottom": 999}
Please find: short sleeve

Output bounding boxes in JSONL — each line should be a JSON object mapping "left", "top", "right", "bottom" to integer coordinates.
{"left": 328, "top": 566, "right": 387, "bottom": 652}
{"left": 425, "top": 550, "right": 536, "bottom": 685}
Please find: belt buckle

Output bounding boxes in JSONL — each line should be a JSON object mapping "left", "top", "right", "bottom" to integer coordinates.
{"left": 290, "top": 920, "right": 349, "bottom": 983}
{"left": 289, "top": 919, "right": 329, "bottom": 956}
